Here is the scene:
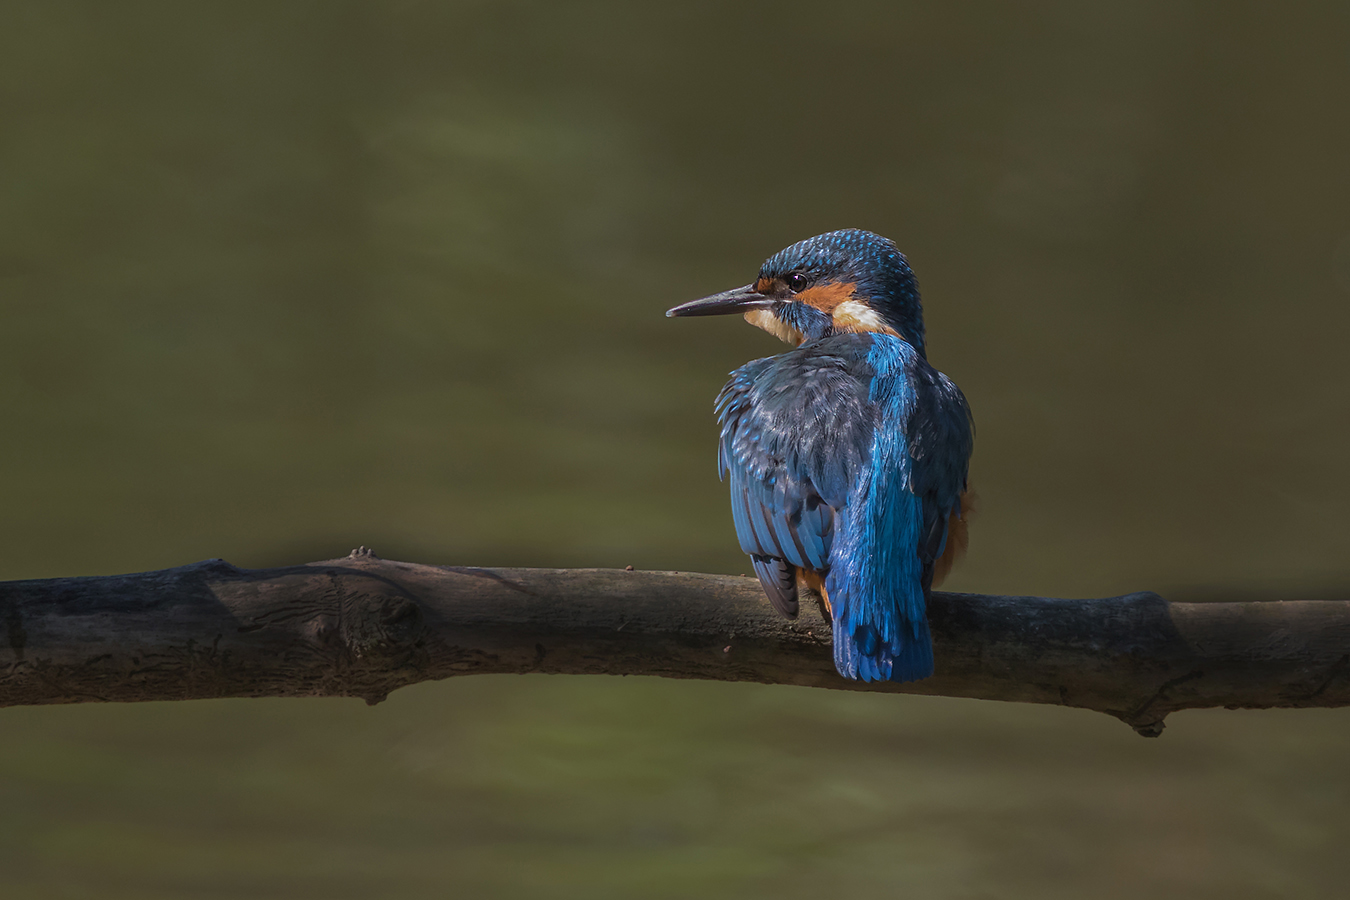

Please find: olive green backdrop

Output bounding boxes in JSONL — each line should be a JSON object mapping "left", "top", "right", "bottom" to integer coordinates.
{"left": 2, "top": 2, "right": 1349, "bottom": 897}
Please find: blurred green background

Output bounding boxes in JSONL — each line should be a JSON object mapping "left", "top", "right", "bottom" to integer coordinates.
{"left": 3, "top": 2, "right": 1350, "bottom": 897}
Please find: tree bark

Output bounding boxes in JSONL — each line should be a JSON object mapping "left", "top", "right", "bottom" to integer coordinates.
{"left": 2, "top": 550, "right": 1348, "bottom": 737}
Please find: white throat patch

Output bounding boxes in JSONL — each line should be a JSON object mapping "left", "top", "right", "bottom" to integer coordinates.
{"left": 743, "top": 308, "right": 805, "bottom": 345}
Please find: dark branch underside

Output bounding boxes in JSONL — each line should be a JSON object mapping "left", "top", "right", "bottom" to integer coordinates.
{"left": 3, "top": 553, "right": 1349, "bottom": 737}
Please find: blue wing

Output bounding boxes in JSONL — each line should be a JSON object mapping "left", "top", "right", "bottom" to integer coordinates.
{"left": 715, "top": 339, "right": 874, "bottom": 617}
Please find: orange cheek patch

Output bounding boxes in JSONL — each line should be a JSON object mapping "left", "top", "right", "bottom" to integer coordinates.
{"left": 794, "top": 281, "right": 857, "bottom": 313}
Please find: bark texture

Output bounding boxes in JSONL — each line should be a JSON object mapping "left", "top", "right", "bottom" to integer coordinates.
{"left": 3, "top": 551, "right": 1348, "bottom": 736}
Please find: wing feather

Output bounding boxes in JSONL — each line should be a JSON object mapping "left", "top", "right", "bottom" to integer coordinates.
{"left": 715, "top": 339, "right": 874, "bottom": 617}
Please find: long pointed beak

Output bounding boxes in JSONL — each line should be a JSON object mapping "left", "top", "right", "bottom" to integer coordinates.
{"left": 666, "top": 284, "right": 774, "bottom": 318}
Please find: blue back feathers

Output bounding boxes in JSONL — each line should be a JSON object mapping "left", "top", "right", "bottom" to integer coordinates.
{"left": 829, "top": 337, "right": 932, "bottom": 682}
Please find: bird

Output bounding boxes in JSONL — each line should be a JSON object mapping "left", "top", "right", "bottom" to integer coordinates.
{"left": 666, "top": 229, "right": 973, "bottom": 683}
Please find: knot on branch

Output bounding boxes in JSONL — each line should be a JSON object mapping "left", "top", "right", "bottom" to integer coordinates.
{"left": 338, "top": 592, "right": 424, "bottom": 666}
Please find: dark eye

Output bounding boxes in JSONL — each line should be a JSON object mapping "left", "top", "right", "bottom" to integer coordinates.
{"left": 786, "top": 272, "right": 809, "bottom": 292}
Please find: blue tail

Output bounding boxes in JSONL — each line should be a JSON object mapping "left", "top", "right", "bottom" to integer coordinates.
{"left": 832, "top": 616, "right": 934, "bottom": 683}
{"left": 825, "top": 430, "right": 933, "bottom": 683}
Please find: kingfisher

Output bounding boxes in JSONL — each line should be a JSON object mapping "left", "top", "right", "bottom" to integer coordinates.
{"left": 667, "top": 229, "right": 973, "bottom": 683}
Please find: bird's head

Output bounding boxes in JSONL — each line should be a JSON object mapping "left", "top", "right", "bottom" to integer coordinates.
{"left": 666, "top": 229, "right": 927, "bottom": 357}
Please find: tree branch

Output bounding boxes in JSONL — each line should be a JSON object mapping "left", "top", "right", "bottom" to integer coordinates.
{"left": 2, "top": 551, "right": 1348, "bottom": 737}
